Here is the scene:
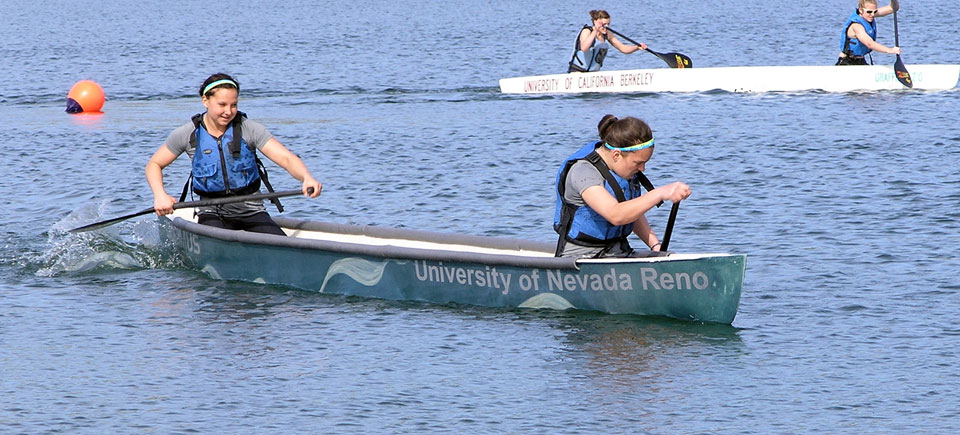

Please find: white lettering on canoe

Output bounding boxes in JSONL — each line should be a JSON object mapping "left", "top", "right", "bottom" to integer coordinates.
{"left": 547, "top": 268, "right": 632, "bottom": 291}
{"left": 412, "top": 262, "right": 710, "bottom": 294}
{"left": 179, "top": 231, "right": 200, "bottom": 255}
{"left": 415, "top": 261, "right": 512, "bottom": 295}
{"left": 640, "top": 268, "right": 710, "bottom": 290}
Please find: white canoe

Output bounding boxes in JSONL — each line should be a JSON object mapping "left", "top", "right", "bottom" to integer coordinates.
{"left": 499, "top": 64, "right": 960, "bottom": 94}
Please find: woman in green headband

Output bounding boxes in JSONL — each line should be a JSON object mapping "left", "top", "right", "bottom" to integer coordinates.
{"left": 554, "top": 114, "right": 691, "bottom": 258}
{"left": 146, "top": 73, "right": 322, "bottom": 235}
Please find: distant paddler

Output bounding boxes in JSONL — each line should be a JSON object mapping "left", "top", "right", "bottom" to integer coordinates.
{"left": 837, "top": 0, "right": 901, "bottom": 65}
{"left": 567, "top": 10, "right": 647, "bottom": 73}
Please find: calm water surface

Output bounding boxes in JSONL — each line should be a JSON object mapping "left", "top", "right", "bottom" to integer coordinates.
{"left": 2, "top": 0, "right": 959, "bottom": 433}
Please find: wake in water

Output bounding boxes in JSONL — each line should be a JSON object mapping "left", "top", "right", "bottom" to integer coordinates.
{"left": 28, "top": 202, "right": 185, "bottom": 277}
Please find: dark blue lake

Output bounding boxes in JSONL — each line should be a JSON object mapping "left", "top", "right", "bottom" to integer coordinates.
{"left": 2, "top": 0, "right": 958, "bottom": 432}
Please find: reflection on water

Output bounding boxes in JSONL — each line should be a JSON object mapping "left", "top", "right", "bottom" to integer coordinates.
{"left": 67, "top": 111, "right": 105, "bottom": 127}
{"left": 556, "top": 312, "right": 744, "bottom": 393}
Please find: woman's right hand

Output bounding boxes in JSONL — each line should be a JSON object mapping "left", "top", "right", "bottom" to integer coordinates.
{"left": 658, "top": 182, "right": 691, "bottom": 203}
{"left": 593, "top": 20, "right": 606, "bottom": 34}
{"left": 153, "top": 194, "right": 177, "bottom": 216}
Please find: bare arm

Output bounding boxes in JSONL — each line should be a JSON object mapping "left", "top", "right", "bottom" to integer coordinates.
{"left": 580, "top": 181, "right": 690, "bottom": 226}
{"left": 631, "top": 214, "right": 661, "bottom": 250}
{"left": 876, "top": 0, "right": 897, "bottom": 17}
{"left": 259, "top": 138, "right": 322, "bottom": 198}
{"left": 145, "top": 144, "right": 179, "bottom": 215}
{"left": 608, "top": 34, "right": 646, "bottom": 54}
{"left": 578, "top": 27, "right": 599, "bottom": 51}
{"left": 849, "top": 23, "right": 901, "bottom": 54}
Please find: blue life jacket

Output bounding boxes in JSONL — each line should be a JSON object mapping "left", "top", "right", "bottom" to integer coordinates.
{"left": 553, "top": 141, "right": 657, "bottom": 257}
{"left": 840, "top": 10, "right": 877, "bottom": 57}
{"left": 568, "top": 26, "right": 609, "bottom": 72}
{"left": 180, "top": 112, "right": 283, "bottom": 211}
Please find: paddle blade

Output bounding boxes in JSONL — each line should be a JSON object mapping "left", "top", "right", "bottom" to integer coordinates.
{"left": 894, "top": 55, "right": 913, "bottom": 88}
{"left": 669, "top": 52, "right": 693, "bottom": 69}
{"left": 646, "top": 49, "right": 693, "bottom": 69}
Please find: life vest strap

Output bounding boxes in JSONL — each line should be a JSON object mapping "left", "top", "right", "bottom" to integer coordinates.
{"left": 567, "top": 25, "right": 593, "bottom": 73}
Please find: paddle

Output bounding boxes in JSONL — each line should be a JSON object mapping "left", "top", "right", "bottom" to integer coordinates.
{"left": 68, "top": 189, "right": 309, "bottom": 233}
{"left": 605, "top": 27, "right": 693, "bottom": 68}
{"left": 659, "top": 201, "right": 680, "bottom": 252}
{"left": 892, "top": 5, "right": 912, "bottom": 88}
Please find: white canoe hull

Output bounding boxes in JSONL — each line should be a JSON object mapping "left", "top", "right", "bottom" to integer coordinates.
{"left": 499, "top": 64, "right": 960, "bottom": 94}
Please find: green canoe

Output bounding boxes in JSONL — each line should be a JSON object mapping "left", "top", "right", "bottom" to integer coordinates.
{"left": 159, "top": 209, "right": 745, "bottom": 324}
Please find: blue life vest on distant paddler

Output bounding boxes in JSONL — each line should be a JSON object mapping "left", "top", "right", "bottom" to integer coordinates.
{"left": 840, "top": 10, "right": 877, "bottom": 57}
{"left": 568, "top": 26, "right": 609, "bottom": 72}
{"left": 189, "top": 111, "right": 262, "bottom": 198}
{"left": 554, "top": 141, "right": 657, "bottom": 257}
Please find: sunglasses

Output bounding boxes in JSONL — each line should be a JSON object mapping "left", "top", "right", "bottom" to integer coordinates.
{"left": 862, "top": 9, "right": 878, "bottom": 14}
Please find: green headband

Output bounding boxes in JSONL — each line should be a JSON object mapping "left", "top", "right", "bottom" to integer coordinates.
{"left": 604, "top": 137, "right": 655, "bottom": 152}
{"left": 203, "top": 79, "right": 237, "bottom": 95}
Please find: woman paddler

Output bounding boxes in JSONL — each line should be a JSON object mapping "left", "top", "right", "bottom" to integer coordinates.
{"left": 568, "top": 10, "right": 647, "bottom": 72}
{"left": 146, "top": 73, "right": 322, "bottom": 235}
{"left": 554, "top": 115, "right": 690, "bottom": 258}
{"left": 837, "top": 0, "right": 902, "bottom": 65}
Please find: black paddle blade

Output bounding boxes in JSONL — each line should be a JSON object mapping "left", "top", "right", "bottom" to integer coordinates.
{"left": 894, "top": 55, "right": 913, "bottom": 88}
{"left": 604, "top": 28, "right": 693, "bottom": 69}
{"left": 667, "top": 52, "right": 693, "bottom": 69}
{"left": 646, "top": 49, "right": 692, "bottom": 68}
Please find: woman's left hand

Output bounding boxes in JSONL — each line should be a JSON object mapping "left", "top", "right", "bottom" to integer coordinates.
{"left": 303, "top": 177, "right": 322, "bottom": 198}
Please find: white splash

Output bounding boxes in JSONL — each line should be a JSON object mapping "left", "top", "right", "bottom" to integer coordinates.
{"left": 70, "top": 251, "right": 140, "bottom": 273}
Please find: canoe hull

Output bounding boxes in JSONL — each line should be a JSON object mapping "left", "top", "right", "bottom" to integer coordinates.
{"left": 160, "top": 215, "right": 745, "bottom": 324}
{"left": 499, "top": 64, "right": 960, "bottom": 94}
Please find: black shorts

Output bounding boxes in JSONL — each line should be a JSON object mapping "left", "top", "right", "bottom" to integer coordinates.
{"left": 197, "top": 211, "right": 286, "bottom": 236}
{"left": 836, "top": 56, "right": 868, "bottom": 66}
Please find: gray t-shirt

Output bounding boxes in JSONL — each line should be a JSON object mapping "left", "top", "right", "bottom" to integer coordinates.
{"left": 560, "top": 160, "right": 633, "bottom": 258}
{"left": 165, "top": 118, "right": 275, "bottom": 217}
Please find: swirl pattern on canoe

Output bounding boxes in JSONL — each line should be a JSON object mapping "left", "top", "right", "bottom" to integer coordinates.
{"left": 518, "top": 293, "right": 577, "bottom": 310}
{"left": 320, "top": 257, "right": 388, "bottom": 293}
{"left": 201, "top": 264, "right": 222, "bottom": 280}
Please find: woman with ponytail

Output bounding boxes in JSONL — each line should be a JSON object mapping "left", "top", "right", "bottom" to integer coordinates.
{"left": 553, "top": 115, "right": 690, "bottom": 258}
{"left": 568, "top": 10, "right": 646, "bottom": 72}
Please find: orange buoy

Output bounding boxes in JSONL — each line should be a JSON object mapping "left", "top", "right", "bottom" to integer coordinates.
{"left": 66, "top": 80, "right": 105, "bottom": 113}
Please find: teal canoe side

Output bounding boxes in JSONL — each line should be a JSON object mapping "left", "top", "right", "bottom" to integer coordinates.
{"left": 160, "top": 216, "right": 744, "bottom": 324}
